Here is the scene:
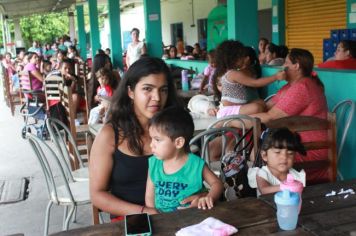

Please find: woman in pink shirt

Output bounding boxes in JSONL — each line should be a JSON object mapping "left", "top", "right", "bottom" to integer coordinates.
{"left": 23, "top": 52, "right": 44, "bottom": 91}
{"left": 252, "top": 48, "right": 328, "bottom": 184}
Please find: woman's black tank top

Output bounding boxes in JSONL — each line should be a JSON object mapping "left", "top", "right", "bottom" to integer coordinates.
{"left": 109, "top": 127, "right": 150, "bottom": 206}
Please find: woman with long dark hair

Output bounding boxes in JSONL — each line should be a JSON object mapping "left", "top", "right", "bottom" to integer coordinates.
{"left": 90, "top": 57, "right": 185, "bottom": 220}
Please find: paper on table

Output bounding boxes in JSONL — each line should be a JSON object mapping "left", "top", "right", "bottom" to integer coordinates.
{"left": 176, "top": 217, "right": 238, "bottom": 236}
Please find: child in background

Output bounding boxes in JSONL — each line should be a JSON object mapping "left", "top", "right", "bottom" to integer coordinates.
{"left": 199, "top": 49, "right": 216, "bottom": 94}
{"left": 214, "top": 41, "right": 283, "bottom": 118}
{"left": 88, "top": 68, "right": 113, "bottom": 124}
{"left": 248, "top": 128, "right": 306, "bottom": 196}
{"left": 11, "top": 63, "right": 23, "bottom": 92}
{"left": 145, "top": 107, "right": 223, "bottom": 213}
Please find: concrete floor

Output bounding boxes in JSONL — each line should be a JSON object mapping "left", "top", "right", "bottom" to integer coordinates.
{"left": 0, "top": 93, "right": 93, "bottom": 235}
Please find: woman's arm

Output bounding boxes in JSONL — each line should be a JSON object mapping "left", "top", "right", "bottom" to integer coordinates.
{"left": 31, "top": 69, "right": 44, "bottom": 82}
{"left": 256, "top": 175, "right": 280, "bottom": 195}
{"left": 90, "top": 125, "right": 157, "bottom": 215}
{"left": 251, "top": 106, "right": 288, "bottom": 124}
{"left": 196, "top": 165, "right": 223, "bottom": 209}
{"left": 141, "top": 43, "right": 147, "bottom": 55}
{"left": 229, "top": 70, "right": 285, "bottom": 88}
{"left": 145, "top": 174, "right": 155, "bottom": 208}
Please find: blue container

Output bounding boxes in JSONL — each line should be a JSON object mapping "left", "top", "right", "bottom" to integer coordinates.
{"left": 323, "top": 38, "right": 333, "bottom": 50}
{"left": 330, "top": 29, "right": 340, "bottom": 42}
{"left": 349, "top": 29, "right": 356, "bottom": 40}
{"left": 339, "top": 29, "right": 350, "bottom": 40}
{"left": 274, "top": 190, "right": 300, "bottom": 231}
{"left": 181, "top": 70, "right": 189, "bottom": 91}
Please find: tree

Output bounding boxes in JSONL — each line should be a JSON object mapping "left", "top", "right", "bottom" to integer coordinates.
{"left": 20, "top": 12, "right": 69, "bottom": 48}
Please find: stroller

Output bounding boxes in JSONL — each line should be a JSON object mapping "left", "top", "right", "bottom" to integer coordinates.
{"left": 19, "top": 71, "right": 48, "bottom": 140}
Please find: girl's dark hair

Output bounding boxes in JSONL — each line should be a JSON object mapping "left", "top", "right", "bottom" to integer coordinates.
{"left": 212, "top": 40, "right": 245, "bottom": 101}
{"left": 278, "top": 45, "right": 289, "bottom": 58}
{"left": 261, "top": 128, "right": 306, "bottom": 155}
{"left": 131, "top": 28, "right": 140, "bottom": 35}
{"left": 340, "top": 40, "right": 356, "bottom": 58}
{"left": 243, "top": 46, "right": 261, "bottom": 78}
{"left": 288, "top": 48, "right": 324, "bottom": 90}
{"left": 267, "top": 43, "right": 279, "bottom": 55}
{"left": 107, "top": 57, "right": 182, "bottom": 155}
{"left": 149, "top": 106, "right": 194, "bottom": 153}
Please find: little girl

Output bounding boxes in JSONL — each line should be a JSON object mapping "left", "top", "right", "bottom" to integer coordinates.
{"left": 199, "top": 49, "right": 216, "bottom": 94}
{"left": 88, "top": 68, "right": 113, "bottom": 124}
{"left": 248, "top": 128, "right": 306, "bottom": 196}
{"left": 214, "top": 41, "right": 283, "bottom": 118}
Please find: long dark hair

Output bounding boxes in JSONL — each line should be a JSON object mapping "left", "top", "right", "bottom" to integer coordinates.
{"left": 107, "top": 57, "right": 182, "bottom": 155}
{"left": 288, "top": 48, "right": 324, "bottom": 89}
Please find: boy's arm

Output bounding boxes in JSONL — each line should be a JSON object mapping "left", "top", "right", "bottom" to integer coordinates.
{"left": 196, "top": 164, "right": 223, "bottom": 209}
{"left": 145, "top": 174, "right": 155, "bottom": 208}
{"left": 256, "top": 175, "right": 281, "bottom": 195}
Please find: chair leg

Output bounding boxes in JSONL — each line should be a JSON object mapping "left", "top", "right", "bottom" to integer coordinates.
{"left": 72, "top": 206, "right": 77, "bottom": 223}
{"left": 44, "top": 201, "right": 53, "bottom": 236}
{"left": 62, "top": 205, "right": 68, "bottom": 229}
{"left": 99, "top": 211, "right": 105, "bottom": 224}
{"left": 63, "top": 205, "right": 76, "bottom": 231}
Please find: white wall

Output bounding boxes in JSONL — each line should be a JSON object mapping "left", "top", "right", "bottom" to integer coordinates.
{"left": 161, "top": 0, "right": 217, "bottom": 47}
{"left": 100, "top": 0, "right": 272, "bottom": 50}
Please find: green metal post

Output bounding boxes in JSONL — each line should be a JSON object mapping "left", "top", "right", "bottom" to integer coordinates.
{"left": 347, "top": 0, "right": 356, "bottom": 29}
{"left": 227, "top": 0, "right": 258, "bottom": 49}
{"left": 108, "top": 0, "right": 122, "bottom": 69}
{"left": 88, "top": 0, "right": 101, "bottom": 59}
{"left": 272, "top": 0, "right": 285, "bottom": 45}
{"left": 143, "top": 0, "right": 163, "bottom": 58}
{"left": 76, "top": 5, "right": 87, "bottom": 60}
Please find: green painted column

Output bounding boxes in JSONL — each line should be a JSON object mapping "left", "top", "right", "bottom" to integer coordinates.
{"left": 108, "top": 0, "right": 122, "bottom": 69}
{"left": 227, "top": 0, "right": 258, "bottom": 49}
{"left": 88, "top": 0, "right": 101, "bottom": 59}
{"left": 143, "top": 0, "right": 163, "bottom": 58}
{"left": 347, "top": 0, "right": 356, "bottom": 29}
{"left": 272, "top": 0, "right": 285, "bottom": 45}
{"left": 76, "top": 5, "right": 87, "bottom": 60}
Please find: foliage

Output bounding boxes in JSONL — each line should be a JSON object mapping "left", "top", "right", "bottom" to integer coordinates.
{"left": 20, "top": 12, "right": 69, "bottom": 48}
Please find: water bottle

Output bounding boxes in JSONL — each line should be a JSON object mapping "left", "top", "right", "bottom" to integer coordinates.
{"left": 274, "top": 190, "right": 300, "bottom": 230}
{"left": 280, "top": 174, "right": 304, "bottom": 212}
{"left": 181, "top": 69, "right": 189, "bottom": 91}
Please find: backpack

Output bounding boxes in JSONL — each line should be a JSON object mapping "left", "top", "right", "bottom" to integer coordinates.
{"left": 221, "top": 127, "right": 263, "bottom": 200}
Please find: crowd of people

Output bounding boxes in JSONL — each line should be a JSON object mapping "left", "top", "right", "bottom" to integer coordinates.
{"left": 4, "top": 31, "right": 354, "bottom": 222}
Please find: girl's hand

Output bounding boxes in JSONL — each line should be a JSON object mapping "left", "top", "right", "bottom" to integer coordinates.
{"left": 179, "top": 192, "right": 208, "bottom": 209}
{"left": 207, "top": 108, "right": 219, "bottom": 116}
{"left": 275, "top": 71, "right": 286, "bottom": 81}
{"left": 197, "top": 196, "right": 214, "bottom": 210}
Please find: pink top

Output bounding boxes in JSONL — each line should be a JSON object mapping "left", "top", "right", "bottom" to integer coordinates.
{"left": 204, "top": 64, "right": 216, "bottom": 92}
{"left": 24, "top": 62, "right": 43, "bottom": 91}
{"left": 272, "top": 77, "right": 329, "bottom": 184}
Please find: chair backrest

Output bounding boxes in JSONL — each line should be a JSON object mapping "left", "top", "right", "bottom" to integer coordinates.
{"left": 18, "top": 70, "right": 32, "bottom": 103}
{"left": 265, "top": 114, "right": 337, "bottom": 183}
{"left": 75, "top": 61, "right": 90, "bottom": 121}
{"left": 190, "top": 126, "right": 242, "bottom": 168}
{"left": 2, "top": 70, "right": 21, "bottom": 116}
{"left": 207, "top": 115, "right": 262, "bottom": 159}
{"left": 46, "top": 117, "right": 85, "bottom": 172}
{"left": 44, "top": 75, "right": 63, "bottom": 109}
{"left": 26, "top": 132, "right": 76, "bottom": 204}
{"left": 332, "top": 99, "right": 356, "bottom": 180}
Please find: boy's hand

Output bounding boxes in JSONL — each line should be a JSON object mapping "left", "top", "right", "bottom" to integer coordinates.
{"left": 197, "top": 196, "right": 214, "bottom": 210}
{"left": 275, "top": 70, "right": 286, "bottom": 81}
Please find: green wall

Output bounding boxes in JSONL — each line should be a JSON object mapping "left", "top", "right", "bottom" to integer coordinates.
{"left": 165, "top": 59, "right": 356, "bottom": 180}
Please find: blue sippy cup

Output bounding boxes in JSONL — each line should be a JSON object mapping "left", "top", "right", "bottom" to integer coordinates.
{"left": 274, "top": 189, "right": 300, "bottom": 230}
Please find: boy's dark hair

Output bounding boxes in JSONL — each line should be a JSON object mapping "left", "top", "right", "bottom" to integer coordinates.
{"left": 149, "top": 106, "right": 194, "bottom": 152}
{"left": 261, "top": 127, "right": 306, "bottom": 155}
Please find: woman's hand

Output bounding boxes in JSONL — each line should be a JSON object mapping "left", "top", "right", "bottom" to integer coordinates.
{"left": 207, "top": 108, "right": 219, "bottom": 116}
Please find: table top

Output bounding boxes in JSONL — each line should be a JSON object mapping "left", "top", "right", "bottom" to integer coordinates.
{"left": 260, "top": 179, "right": 356, "bottom": 235}
{"left": 51, "top": 197, "right": 310, "bottom": 236}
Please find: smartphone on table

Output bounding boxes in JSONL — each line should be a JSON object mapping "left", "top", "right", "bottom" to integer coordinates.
{"left": 125, "top": 213, "right": 152, "bottom": 236}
